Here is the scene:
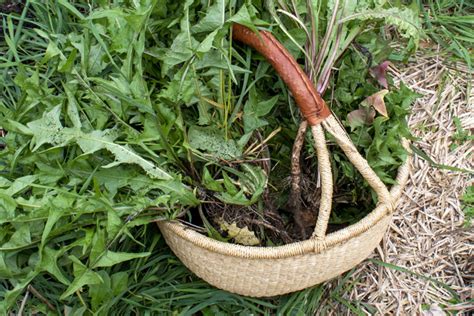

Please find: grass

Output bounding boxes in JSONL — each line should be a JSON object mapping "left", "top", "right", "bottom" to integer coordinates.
{"left": 418, "top": 0, "right": 474, "bottom": 68}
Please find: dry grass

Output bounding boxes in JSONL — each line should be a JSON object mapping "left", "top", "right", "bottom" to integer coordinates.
{"left": 322, "top": 51, "right": 473, "bottom": 315}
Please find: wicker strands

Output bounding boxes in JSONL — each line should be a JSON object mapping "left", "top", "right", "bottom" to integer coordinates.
{"left": 159, "top": 216, "right": 392, "bottom": 297}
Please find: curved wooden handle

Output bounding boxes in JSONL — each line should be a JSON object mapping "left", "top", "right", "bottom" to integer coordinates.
{"left": 232, "top": 23, "right": 330, "bottom": 125}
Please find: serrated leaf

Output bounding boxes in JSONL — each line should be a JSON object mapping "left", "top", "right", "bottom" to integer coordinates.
{"left": 39, "top": 247, "right": 70, "bottom": 285}
{"left": 239, "top": 164, "right": 267, "bottom": 198}
{"left": 26, "top": 106, "right": 173, "bottom": 180}
{"left": 60, "top": 256, "right": 103, "bottom": 300}
{"left": 341, "top": 7, "right": 421, "bottom": 44}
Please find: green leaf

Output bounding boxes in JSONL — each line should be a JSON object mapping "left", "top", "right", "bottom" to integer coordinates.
{"left": 222, "top": 171, "right": 238, "bottom": 195}
{"left": 64, "top": 83, "right": 82, "bottom": 128}
{"left": 202, "top": 166, "right": 223, "bottom": 192}
{"left": 26, "top": 106, "right": 174, "bottom": 180}
{"left": 1, "top": 224, "right": 31, "bottom": 249}
{"left": 58, "top": 0, "right": 86, "bottom": 19}
{"left": 92, "top": 251, "right": 150, "bottom": 268}
{"left": 217, "top": 190, "right": 250, "bottom": 205}
{"left": 106, "top": 210, "right": 122, "bottom": 239}
{"left": 0, "top": 193, "right": 17, "bottom": 225}
{"left": 161, "top": 32, "right": 197, "bottom": 75}
{"left": 188, "top": 125, "right": 241, "bottom": 160}
{"left": 27, "top": 105, "right": 68, "bottom": 151}
{"left": 90, "top": 271, "right": 112, "bottom": 311}
{"left": 196, "top": 30, "right": 218, "bottom": 54}
{"left": 0, "top": 177, "right": 11, "bottom": 188}
{"left": 193, "top": 0, "right": 226, "bottom": 33}
{"left": 227, "top": 5, "right": 257, "bottom": 31}
{"left": 41, "top": 41, "right": 61, "bottom": 64}
{"left": 340, "top": 7, "right": 421, "bottom": 45}
{"left": 243, "top": 90, "right": 279, "bottom": 133}
{"left": 41, "top": 207, "right": 64, "bottom": 247}
{"left": 60, "top": 256, "right": 103, "bottom": 300}
{"left": 39, "top": 247, "right": 70, "bottom": 285}
{"left": 4, "top": 175, "right": 37, "bottom": 196}
{"left": 111, "top": 272, "right": 129, "bottom": 296}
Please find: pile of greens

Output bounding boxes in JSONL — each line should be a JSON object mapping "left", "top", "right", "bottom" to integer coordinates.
{"left": 1, "top": 0, "right": 420, "bottom": 313}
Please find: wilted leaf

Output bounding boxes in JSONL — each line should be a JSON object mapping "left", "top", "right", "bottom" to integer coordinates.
{"left": 370, "top": 61, "right": 391, "bottom": 89}
{"left": 219, "top": 220, "right": 260, "bottom": 246}
{"left": 347, "top": 107, "right": 376, "bottom": 128}
{"left": 362, "top": 89, "right": 389, "bottom": 117}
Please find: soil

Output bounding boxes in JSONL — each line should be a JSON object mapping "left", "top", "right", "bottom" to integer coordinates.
{"left": 0, "top": 1, "right": 30, "bottom": 41}
{"left": 189, "top": 144, "right": 362, "bottom": 246}
{"left": 0, "top": 1, "right": 24, "bottom": 14}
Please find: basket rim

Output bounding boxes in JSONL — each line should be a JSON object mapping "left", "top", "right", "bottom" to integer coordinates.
{"left": 158, "top": 141, "right": 411, "bottom": 259}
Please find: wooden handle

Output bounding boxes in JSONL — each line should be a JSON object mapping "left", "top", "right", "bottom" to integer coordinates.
{"left": 232, "top": 24, "right": 330, "bottom": 125}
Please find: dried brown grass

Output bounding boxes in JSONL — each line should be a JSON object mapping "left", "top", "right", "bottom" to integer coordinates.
{"left": 321, "top": 51, "right": 473, "bottom": 315}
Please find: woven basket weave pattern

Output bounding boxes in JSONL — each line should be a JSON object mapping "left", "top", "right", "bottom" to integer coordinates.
{"left": 159, "top": 215, "right": 391, "bottom": 297}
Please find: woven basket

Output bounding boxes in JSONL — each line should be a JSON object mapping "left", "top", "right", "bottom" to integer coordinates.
{"left": 158, "top": 133, "right": 410, "bottom": 297}
{"left": 158, "top": 24, "right": 412, "bottom": 297}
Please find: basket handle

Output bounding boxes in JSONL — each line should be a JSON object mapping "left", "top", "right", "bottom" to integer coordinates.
{"left": 232, "top": 24, "right": 393, "bottom": 239}
{"left": 232, "top": 24, "right": 331, "bottom": 126}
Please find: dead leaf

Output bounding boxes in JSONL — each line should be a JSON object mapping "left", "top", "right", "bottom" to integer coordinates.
{"left": 347, "top": 107, "right": 376, "bottom": 127}
{"left": 219, "top": 220, "right": 260, "bottom": 246}
{"left": 370, "top": 61, "right": 391, "bottom": 89}
{"left": 362, "top": 89, "right": 389, "bottom": 117}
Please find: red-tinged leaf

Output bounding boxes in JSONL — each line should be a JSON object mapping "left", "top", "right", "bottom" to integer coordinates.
{"left": 370, "top": 61, "right": 391, "bottom": 89}
{"left": 362, "top": 89, "right": 389, "bottom": 117}
{"left": 347, "top": 107, "right": 376, "bottom": 128}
